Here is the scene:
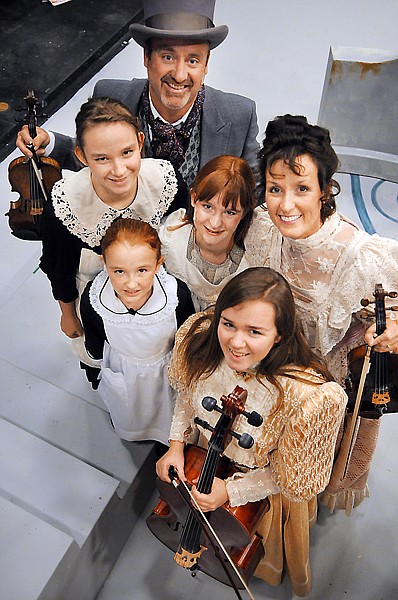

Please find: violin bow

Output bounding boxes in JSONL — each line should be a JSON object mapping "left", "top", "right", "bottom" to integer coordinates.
{"left": 341, "top": 345, "right": 372, "bottom": 478}
{"left": 27, "top": 146, "right": 48, "bottom": 202}
{"left": 169, "top": 468, "right": 256, "bottom": 600}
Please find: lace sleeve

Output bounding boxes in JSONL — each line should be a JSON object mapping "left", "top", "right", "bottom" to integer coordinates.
{"left": 225, "top": 465, "right": 280, "bottom": 507}
{"left": 168, "top": 388, "right": 196, "bottom": 442}
{"left": 269, "top": 381, "right": 347, "bottom": 501}
{"left": 243, "top": 206, "right": 275, "bottom": 267}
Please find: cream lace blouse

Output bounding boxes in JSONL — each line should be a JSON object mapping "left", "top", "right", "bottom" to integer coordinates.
{"left": 159, "top": 209, "right": 262, "bottom": 312}
{"left": 168, "top": 314, "right": 347, "bottom": 507}
{"left": 244, "top": 208, "right": 398, "bottom": 382}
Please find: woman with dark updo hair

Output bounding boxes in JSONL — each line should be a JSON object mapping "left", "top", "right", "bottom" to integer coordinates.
{"left": 244, "top": 114, "right": 398, "bottom": 514}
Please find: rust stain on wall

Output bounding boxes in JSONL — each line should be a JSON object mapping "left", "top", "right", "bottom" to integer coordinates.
{"left": 330, "top": 59, "right": 393, "bottom": 83}
{"left": 357, "top": 61, "right": 382, "bottom": 78}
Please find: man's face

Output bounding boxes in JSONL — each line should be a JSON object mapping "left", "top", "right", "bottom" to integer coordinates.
{"left": 144, "top": 39, "right": 209, "bottom": 123}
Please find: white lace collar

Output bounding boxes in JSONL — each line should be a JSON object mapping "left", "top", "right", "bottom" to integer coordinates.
{"left": 51, "top": 159, "right": 178, "bottom": 247}
{"left": 283, "top": 211, "right": 341, "bottom": 252}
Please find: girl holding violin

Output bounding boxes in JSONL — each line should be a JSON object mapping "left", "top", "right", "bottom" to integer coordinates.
{"left": 244, "top": 114, "right": 398, "bottom": 511}
{"left": 156, "top": 267, "right": 347, "bottom": 597}
{"left": 39, "top": 96, "right": 186, "bottom": 363}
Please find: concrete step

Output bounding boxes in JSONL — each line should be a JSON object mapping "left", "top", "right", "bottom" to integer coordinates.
{"left": 0, "top": 494, "right": 78, "bottom": 600}
{"left": 0, "top": 419, "right": 119, "bottom": 547}
{"left": 0, "top": 415, "right": 157, "bottom": 600}
{"left": 0, "top": 358, "right": 154, "bottom": 497}
{"left": 0, "top": 267, "right": 105, "bottom": 412}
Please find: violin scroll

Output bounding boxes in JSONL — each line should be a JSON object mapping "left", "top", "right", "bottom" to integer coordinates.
{"left": 360, "top": 286, "right": 398, "bottom": 310}
{"left": 197, "top": 392, "right": 263, "bottom": 449}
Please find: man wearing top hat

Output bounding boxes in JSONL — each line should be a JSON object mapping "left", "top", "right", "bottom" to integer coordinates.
{"left": 16, "top": 0, "right": 260, "bottom": 191}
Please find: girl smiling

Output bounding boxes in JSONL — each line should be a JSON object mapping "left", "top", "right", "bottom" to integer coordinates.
{"left": 80, "top": 217, "right": 194, "bottom": 444}
{"left": 156, "top": 267, "right": 347, "bottom": 596}
{"left": 39, "top": 97, "right": 186, "bottom": 353}
{"left": 159, "top": 155, "right": 262, "bottom": 311}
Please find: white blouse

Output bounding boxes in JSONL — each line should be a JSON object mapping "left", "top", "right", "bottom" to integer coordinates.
{"left": 244, "top": 207, "right": 398, "bottom": 382}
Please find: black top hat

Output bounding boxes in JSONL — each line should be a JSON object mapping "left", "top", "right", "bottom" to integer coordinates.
{"left": 129, "top": 0, "right": 229, "bottom": 50}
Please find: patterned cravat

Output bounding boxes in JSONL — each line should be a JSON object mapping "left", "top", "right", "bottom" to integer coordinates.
{"left": 141, "top": 82, "right": 205, "bottom": 168}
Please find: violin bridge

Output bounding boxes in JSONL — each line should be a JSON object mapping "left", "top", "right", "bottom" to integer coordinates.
{"left": 173, "top": 545, "right": 207, "bottom": 569}
{"left": 30, "top": 207, "right": 43, "bottom": 216}
{"left": 372, "top": 391, "right": 391, "bottom": 405}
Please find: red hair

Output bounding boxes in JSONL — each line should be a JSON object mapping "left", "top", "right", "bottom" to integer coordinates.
{"left": 101, "top": 217, "right": 162, "bottom": 262}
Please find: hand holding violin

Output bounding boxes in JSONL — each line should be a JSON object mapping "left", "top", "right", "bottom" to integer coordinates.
{"left": 191, "top": 476, "right": 228, "bottom": 511}
{"left": 16, "top": 124, "right": 50, "bottom": 158}
{"left": 365, "top": 318, "right": 398, "bottom": 354}
{"left": 156, "top": 440, "right": 186, "bottom": 483}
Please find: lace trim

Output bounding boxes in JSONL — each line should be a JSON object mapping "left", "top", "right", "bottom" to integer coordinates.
{"left": 187, "top": 228, "right": 244, "bottom": 284}
{"left": 245, "top": 208, "right": 398, "bottom": 365}
{"left": 52, "top": 160, "right": 178, "bottom": 247}
{"left": 89, "top": 266, "right": 178, "bottom": 326}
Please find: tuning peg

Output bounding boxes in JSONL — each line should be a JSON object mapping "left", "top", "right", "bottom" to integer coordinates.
{"left": 241, "top": 409, "right": 263, "bottom": 427}
{"left": 229, "top": 430, "right": 254, "bottom": 449}
{"left": 202, "top": 396, "right": 221, "bottom": 413}
{"left": 201, "top": 396, "right": 263, "bottom": 427}
{"left": 360, "top": 297, "right": 374, "bottom": 307}
{"left": 193, "top": 416, "right": 214, "bottom": 433}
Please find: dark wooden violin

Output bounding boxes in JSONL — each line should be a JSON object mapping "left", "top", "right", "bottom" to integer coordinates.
{"left": 6, "top": 90, "right": 62, "bottom": 241}
{"left": 147, "top": 385, "right": 269, "bottom": 596}
{"left": 346, "top": 283, "right": 398, "bottom": 418}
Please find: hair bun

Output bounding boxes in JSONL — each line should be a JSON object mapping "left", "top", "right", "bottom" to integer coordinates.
{"left": 264, "top": 114, "right": 331, "bottom": 152}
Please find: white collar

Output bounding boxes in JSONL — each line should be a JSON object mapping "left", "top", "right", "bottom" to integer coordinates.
{"left": 101, "top": 267, "right": 167, "bottom": 316}
{"left": 284, "top": 211, "right": 341, "bottom": 252}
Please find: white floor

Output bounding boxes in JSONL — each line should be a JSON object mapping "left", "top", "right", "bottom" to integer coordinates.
{"left": 0, "top": 1, "right": 397, "bottom": 599}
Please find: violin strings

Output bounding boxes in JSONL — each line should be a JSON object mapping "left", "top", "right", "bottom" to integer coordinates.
{"left": 179, "top": 445, "right": 220, "bottom": 553}
{"left": 29, "top": 157, "right": 42, "bottom": 220}
{"left": 177, "top": 478, "right": 256, "bottom": 600}
{"left": 373, "top": 297, "right": 389, "bottom": 413}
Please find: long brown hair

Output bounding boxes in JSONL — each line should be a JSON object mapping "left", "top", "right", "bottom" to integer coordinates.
{"left": 180, "top": 267, "right": 332, "bottom": 393}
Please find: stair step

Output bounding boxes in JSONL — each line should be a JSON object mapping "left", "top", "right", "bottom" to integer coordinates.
{"left": 0, "top": 419, "right": 119, "bottom": 547}
{"left": 0, "top": 494, "right": 78, "bottom": 600}
{"left": 0, "top": 267, "right": 105, "bottom": 411}
{"left": 0, "top": 358, "right": 154, "bottom": 497}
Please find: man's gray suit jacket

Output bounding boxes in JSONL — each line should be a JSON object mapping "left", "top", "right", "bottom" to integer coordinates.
{"left": 51, "top": 78, "right": 260, "bottom": 176}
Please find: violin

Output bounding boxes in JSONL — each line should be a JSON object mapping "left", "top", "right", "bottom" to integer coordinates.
{"left": 147, "top": 385, "right": 269, "bottom": 592}
{"left": 346, "top": 283, "right": 398, "bottom": 418}
{"left": 6, "top": 90, "right": 62, "bottom": 241}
